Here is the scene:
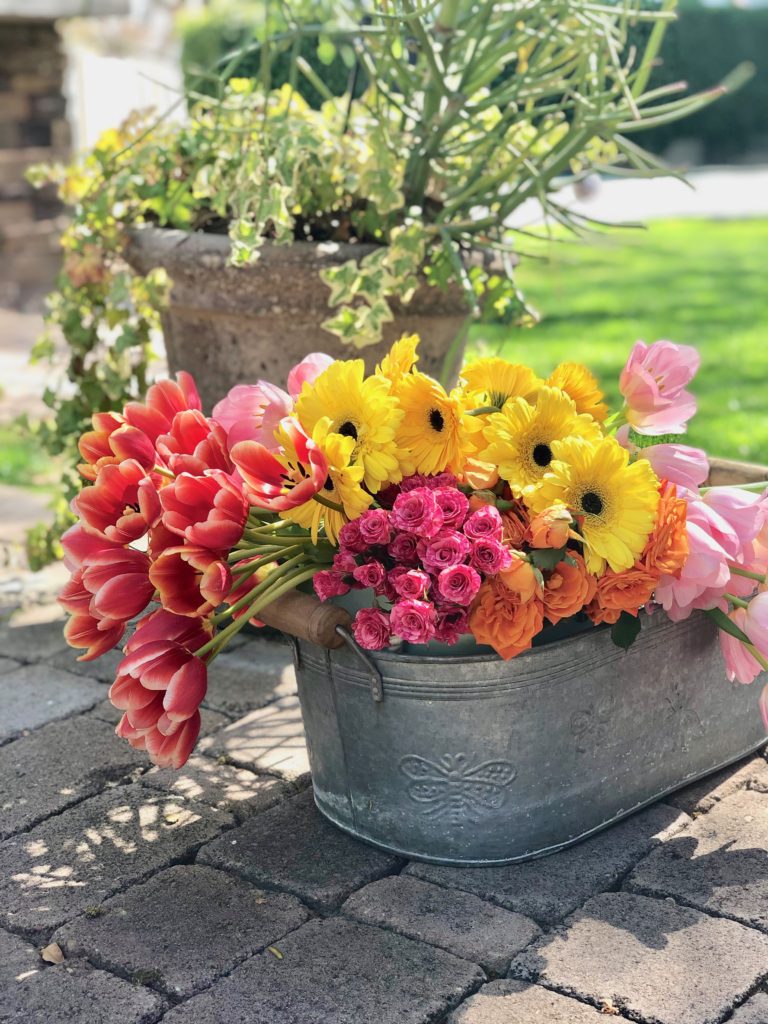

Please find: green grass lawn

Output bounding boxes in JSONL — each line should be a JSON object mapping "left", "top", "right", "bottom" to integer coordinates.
{"left": 468, "top": 218, "right": 768, "bottom": 462}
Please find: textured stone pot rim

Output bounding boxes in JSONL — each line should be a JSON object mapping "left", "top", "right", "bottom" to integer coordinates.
{"left": 126, "top": 225, "right": 394, "bottom": 272}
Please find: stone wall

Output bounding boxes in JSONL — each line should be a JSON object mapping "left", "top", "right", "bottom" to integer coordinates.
{"left": 0, "top": 18, "right": 68, "bottom": 310}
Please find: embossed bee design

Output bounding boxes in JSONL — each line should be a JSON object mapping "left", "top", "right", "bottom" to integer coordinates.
{"left": 570, "top": 694, "right": 615, "bottom": 754}
{"left": 399, "top": 753, "right": 517, "bottom": 824}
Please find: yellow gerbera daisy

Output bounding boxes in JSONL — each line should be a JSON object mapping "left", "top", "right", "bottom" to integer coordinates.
{"left": 461, "top": 357, "right": 542, "bottom": 410}
{"left": 547, "top": 362, "right": 608, "bottom": 422}
{"left": 395, "top": 371, "right": 469, "bottom": 476}
{"left": 376, "top": 333, "right": 420, "bottom": 388}
{"left": 527, "top": 435, "right": 661, "bottom": 575}
{"left": 295, "top": 358, "right": 405, "bottom": 493}
{"left": 481, "top": 386, "right": 602, "bottom": 499}
{"left": 281, "top": 419, "right": 372, "bottom": 545}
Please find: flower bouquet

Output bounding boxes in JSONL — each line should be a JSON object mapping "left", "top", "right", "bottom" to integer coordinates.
{"left": 59, "top": 335, "right": 768, "bottom": 841}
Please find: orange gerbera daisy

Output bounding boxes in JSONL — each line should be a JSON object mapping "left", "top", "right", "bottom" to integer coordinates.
{"left": 642, "top": 481, "right": 688, "bottom": 577}
{"left": 469, "top": 575, "right": 544, "bottom": 660}
{"left": 586, "top": 563, "right": 659, "bottom": 625}
{"left": 543, "top": 553, "right": 597, "bottom": 625}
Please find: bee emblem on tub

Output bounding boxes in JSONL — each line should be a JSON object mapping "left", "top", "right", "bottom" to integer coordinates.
{"left": 399, "top": 753, "right": 517, "bottom": 824}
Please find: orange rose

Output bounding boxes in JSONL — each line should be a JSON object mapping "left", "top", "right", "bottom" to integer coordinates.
{"left": 500, "top": 551, "right": 542, "bottom": 602}
{"left": 501, "top": 500, "right": 530, "bottom": 548}
{"left": 528, "top": 505, "right": 573, "bottom": 549}
{"left": 470, "top": 575, "right": 544, "bottom": 660}
{"left": 586, "top": 563, "right": 659, "bottom": 625}
{"left": 543, "top": 552, "right": 597, "bottom": 625}
{"left": 642, "top": 481, "right": 688, "bottom": 577}
{"left": 462, "top": 457, "right": 500, "bottom": 491}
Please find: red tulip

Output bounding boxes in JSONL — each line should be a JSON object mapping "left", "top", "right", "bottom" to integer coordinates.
{"left": 156, "top": 409, "right": 232, "bottom": 476}
{"left": 231, "top": 418, "right": 327, "bottom": 512}
{"left": 63, "top": 606, "right": 126, "bottom": 661}
{"left": 78, "top": 411, "right": 124, "bottom": 480}
{"left": 116, "top": 709, "right": 201, "bottom": 770}
{"left": 149, "top": 545, "right": 231, "bottom": 617}
{"left": 109, "top": 608, "right": 211, "bottom": 768}
{"left": 160, "top": 470, "right": 247, "bottom": 552}
{"left": 61, "top": 523, "right": 124, "bottom": 572}
{"left": 124, "top": 372, "right": 202, "bottom": 443}
{"left": 81, "top": 547, "right": 155, "bottom": 621}
{"left": 72, "top": 460, "right": 161, "bottom": 544}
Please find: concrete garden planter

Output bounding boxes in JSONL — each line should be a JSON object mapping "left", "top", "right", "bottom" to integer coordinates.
{"left": 260, "top": 457, "right": 768, "bottom": 866}
{"left": 125, "top": 227, "right": 470, "bottom": 411}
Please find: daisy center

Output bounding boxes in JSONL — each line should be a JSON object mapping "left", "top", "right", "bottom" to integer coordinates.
{"left": 581, "top": 491, "right": 604, "bottom": 516}
{"left": 337, "top": 420, "right": 358, "bottom": 441}
{"left": 429, "top": 408, "right": 445, "bottom": 433}
{"left": 532, "top": 443, "right": 552, "bottom": 468}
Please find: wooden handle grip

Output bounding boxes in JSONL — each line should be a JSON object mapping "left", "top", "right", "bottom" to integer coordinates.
{"left": 256, "top": 590, "right": 352, "bottom": 649}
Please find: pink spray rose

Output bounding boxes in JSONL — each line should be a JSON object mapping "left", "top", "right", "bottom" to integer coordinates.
{"left": 313, "top": 569, "right": 352, "bottom": 602}
{"left": 619, "top": 339, "right": 700, "bottom": 435}
{"left": 391, "top": 487, "right": 444, "bottom": 538}
{"left": 470, "top": 538, "right": 514, "bottom": 576}
{"left": 352, "top": 560, "right": 388, "bottom": 593}
{"left": 352, "top": 607, "right": 392, "bottom": 650}
{"left": 387, "top": 532, "right": 420, "bottom": 567}
{"left": 391, "top": 568, "right": 431, "bottom": 601}
{"left": 463, "top": 504, "right": 504, "bottom": 543}
{"left": 434, "top": 487, "right": 469, "bottom": 529}
{"left": 357, "top": 508, "right": 392, "bottom": 547}
{"left": 434, "top": 605, "right": 469, "bottom": 645}
{"left": 338, "top": 518, "right": 368, "bottom": 554}
{"left": 390, "top": 599, "right": 437, "bottom": 644}
{"left": 437, "top": 564, "right": 482, "bottom": 606}
{"left": 421, "top": 530, "right": 472, "bottom": 573}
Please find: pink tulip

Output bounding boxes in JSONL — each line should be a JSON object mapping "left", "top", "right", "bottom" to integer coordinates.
{"left": 287, "top": 353, "right": 334, "bottom": 400}
{"left": 719, "top": 607, "right": 763, "bottom": 685}
{"left": 744, "top": 592, "right": 768, "bottom": 659}
{"left": 655, "top": 504, "right": 734, "bottom": 621}
{"left": 619, "top": 340, "right": 700, "bottom": 435}
{"left": 212, "top": 382, "right": 292, "bottom": 450}
{"left": 702, "top": 488, "right": 768, "bottom": 550}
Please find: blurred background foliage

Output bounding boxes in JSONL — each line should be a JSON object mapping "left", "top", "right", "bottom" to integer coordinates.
{"left": 180, "top": 0, "right": 768, "bottom": 167}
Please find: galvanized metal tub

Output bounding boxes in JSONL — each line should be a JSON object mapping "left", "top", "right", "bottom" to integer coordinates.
{"left": 289, "top": 609, "right": 767, "bottom": 865}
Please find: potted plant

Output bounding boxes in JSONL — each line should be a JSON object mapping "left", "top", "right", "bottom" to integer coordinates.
{"left": 57, "top": 334, "right": 768, "bottom": 863}
{"left": 26, "top": 0, "right": 750, "bottom": 566}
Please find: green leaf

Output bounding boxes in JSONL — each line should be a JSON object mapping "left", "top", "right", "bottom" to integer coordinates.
{"left": 530, "top": 546, "right": 567, "bottom": 571}
{"left": 610, "top": 612, "right": 642, "bottom": 651}
{"left": 704, "top": 606, "right": 751, "bottom": 644}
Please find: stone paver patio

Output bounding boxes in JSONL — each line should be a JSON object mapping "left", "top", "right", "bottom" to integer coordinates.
{"left": 2, "top": 609, "right": 768, "bottom": 1024}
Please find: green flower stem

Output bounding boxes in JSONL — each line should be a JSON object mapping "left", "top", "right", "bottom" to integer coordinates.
{"left": 216, "top": 551, "right": 309, "bottom": 623}
{"left": 312, "top": 493, "right": 345, "bottom": 513}
{"left": 466, "top": 405, "right": 501, "bottom": 417}
{"left": 701, "top": 481, "right": 768, "bottom": 494}
{"left": 725, "top": 592, "right": 750, "bottom": 609}
{"left": 747, "top": 644, "right": 768, "bottom": 672}
{"left": 227, "top": 544, "right": 294, "bottom": 562}
{"left": 603, "top": 410, "right": 628, "bottom": 432}
{"left": 197, "top": 564, "right": 318, "bottom": 660}
{"left": 728, "top": 565, "right": 767, "bottom": 584}
{"left": 230, "top": 545, "right": 304, "bottom": 576}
